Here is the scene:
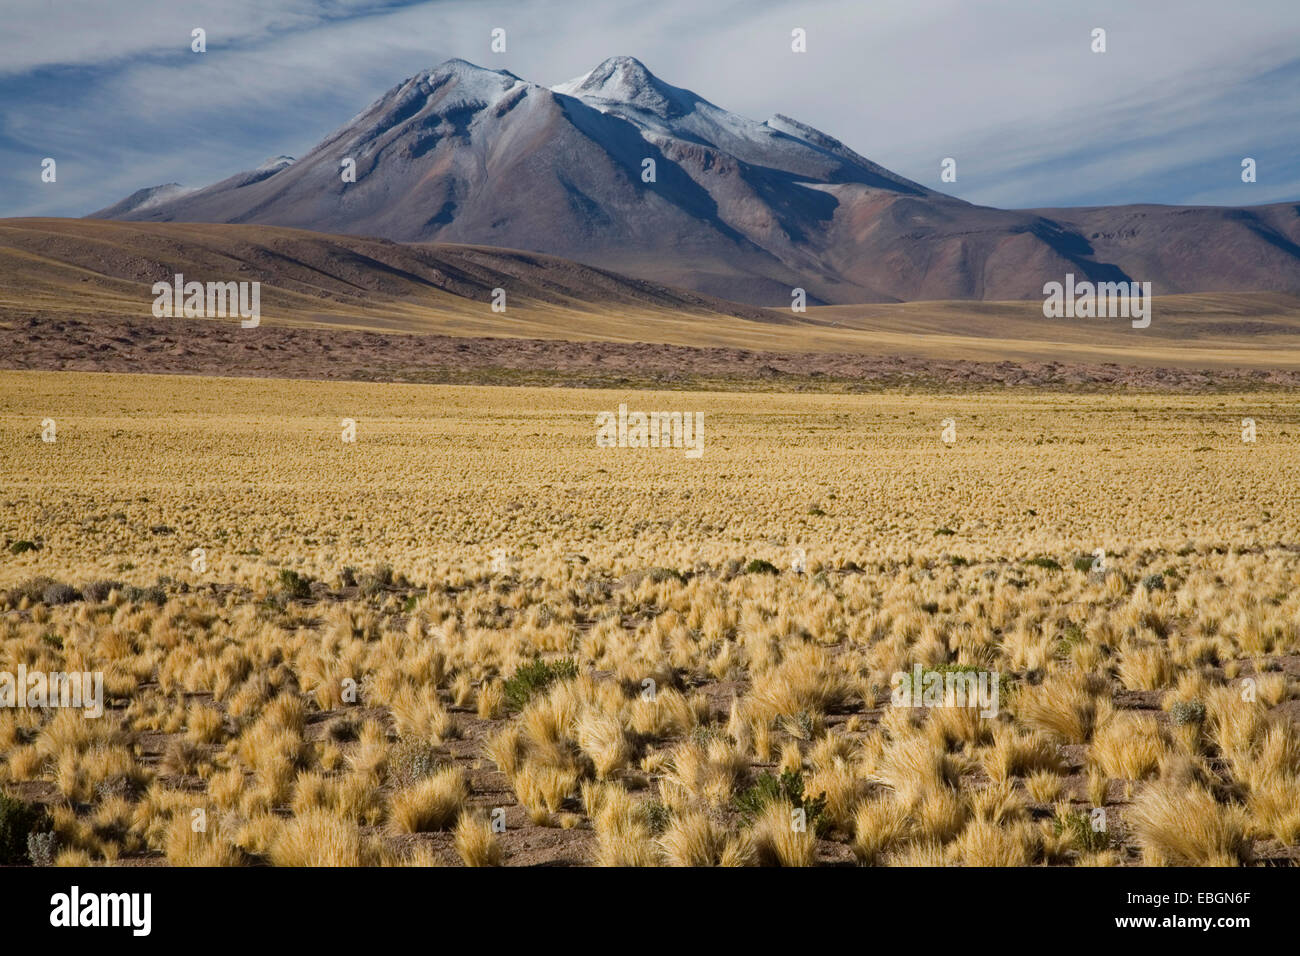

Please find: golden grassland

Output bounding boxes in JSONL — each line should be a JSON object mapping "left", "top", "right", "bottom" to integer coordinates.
{"left": 0, "top": 369, "right": 1298, "bottom": 866}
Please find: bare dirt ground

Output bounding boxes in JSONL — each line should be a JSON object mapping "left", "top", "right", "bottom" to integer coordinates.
{"left": 6, "top": 314, "right": 1300, "bottom": 392}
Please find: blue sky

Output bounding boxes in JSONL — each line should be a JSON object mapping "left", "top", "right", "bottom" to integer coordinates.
{"left": 2, "top": 0, "right": 1298, "bottom": 218}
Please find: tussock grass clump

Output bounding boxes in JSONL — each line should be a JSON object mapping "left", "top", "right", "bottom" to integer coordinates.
{"left": 1090, "top": 713, "right": 1168, "bottom": 781}
{"left": 852, "top": 796, "right": 910, "bottom": 864}
{"left": 163, "top": 815, "right": 243, "bottom": 866}
{"left": 453, "top": 811, "right": 503, "bottom": 866}
{"left": 749, "top": 799, "right": 816, "bottom": 867}
{"left": 269, "top": 808, "right": 365, "bottom": 866}
{"left": 1128, "top": 781, "right": 1249, "bottom": 866}
{"left": 659, "top": 810, "right": 749, "bottom": 866}
{"left": 388, "top": 767, "right": 468, "bottom": 833}
{"left": 1013, "top": 673, "right": 1106, "bottom": 744}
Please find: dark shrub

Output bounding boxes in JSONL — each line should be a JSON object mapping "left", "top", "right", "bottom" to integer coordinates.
{"left": 124, "top": 585, "right": 166, "bottom": 606}
{"left": 647, "top": 567, "right": 686, "bottom": 585}
{"left": 41, "top": 581, "right": 81, "bottom": 605}
{"left": 277, "top": 569, "right": 313, "bottom": 600}
{"left": 357, "top": 564, "right": 394, "bottom": 597}
{"left": 81, "top": 580, "right": 123, "bottom": 603}
{"left": 0, "top": 793, "right": 51, "bottom": 865}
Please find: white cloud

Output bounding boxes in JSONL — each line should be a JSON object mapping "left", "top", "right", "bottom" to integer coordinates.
{"left": 2, "top": 0, "right": 1298, "bottom": 216}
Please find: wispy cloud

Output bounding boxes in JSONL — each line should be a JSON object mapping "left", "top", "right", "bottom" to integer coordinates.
{"left": 2, "top": 0, "right": 1297, "bottom": 217}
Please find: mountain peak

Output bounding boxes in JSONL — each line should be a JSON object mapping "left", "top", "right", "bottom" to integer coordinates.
{"left": 554, "top": 55, "right": 692, "bottom": 117}
{"left": 589, "top": 55, "right": 655, "bottom": 83}
{"left": 427, "top": 57, "right": 517, "bottom": 81}
{"left": 394, "top": 58, "right": 529, "bottom": 109}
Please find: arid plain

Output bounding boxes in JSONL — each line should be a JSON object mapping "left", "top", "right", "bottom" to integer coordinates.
{"left": 1, "top": 370, "right": 1297, "bottom": 866}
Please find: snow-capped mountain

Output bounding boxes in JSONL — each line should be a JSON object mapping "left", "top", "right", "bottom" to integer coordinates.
{"left": 91, "top": 56, "right": 1300, "bottom": 305}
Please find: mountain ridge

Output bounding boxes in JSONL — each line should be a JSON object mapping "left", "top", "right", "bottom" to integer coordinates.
{"left": 89, "top": 56, "right": 1300, "bottom": 306}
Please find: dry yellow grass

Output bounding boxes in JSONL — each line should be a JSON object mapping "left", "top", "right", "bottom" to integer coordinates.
{"left": 0, "top": 370, "right": 1297, "bottom": 867}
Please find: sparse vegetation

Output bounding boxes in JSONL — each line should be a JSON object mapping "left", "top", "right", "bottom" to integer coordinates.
{"left": 1, "top": 373, "right": 1297, "bottom": 866}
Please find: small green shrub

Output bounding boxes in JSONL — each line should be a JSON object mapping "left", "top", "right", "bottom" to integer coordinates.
{"left": 735, "top": 770, "right": 827, "bottom": 835}
{"left": 1056, "top": 623, "right": 1086, "bottom": 658}
{"left": 743, "top": 559, "right": 779, "bottom": 575}
{"left": 1025, "top": 556, "right": 1062, "bottom": 571}
{"left": 504, "top": 658, "right": 578, "bottom": 711}
{"left": 1054, "top": 808, "right": 1110, "bottom": 853}
{"left": 8, "top": 540, "right": 39, "bottom": 555}
{"left": 1169, "top": 700, "right": 1206, "bottom": 726}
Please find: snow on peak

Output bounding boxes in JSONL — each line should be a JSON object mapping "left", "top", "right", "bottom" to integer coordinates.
{"left": 257, "top": 155, "right": 295, "bottom": 171}
{"left": 554, "top": 55, "right": 693, "bottom": 118}
{"left": 416, "top": 58, "right": 529, "bottom": 101}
